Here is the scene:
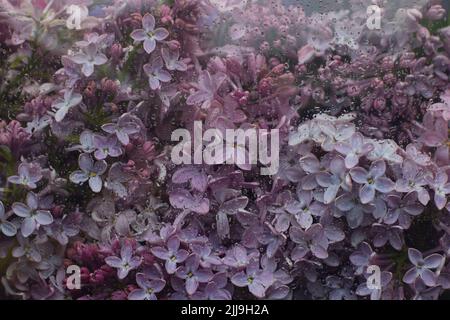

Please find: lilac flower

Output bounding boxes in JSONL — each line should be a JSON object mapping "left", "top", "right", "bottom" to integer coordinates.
{"left": 169, "top": 189, "right": 210, "bottom": 214}
{"left": 427, "top": 170, "right": 450, "bottom": 210}
{"left": 105, "top": 244, "right": 142, "bottom": 279}
{"left": 128, "top": 273, "right": 166, "bottom": 300}
{"left": 44, "top": 213, "right": 81, "bottom": 245}
{"left": 69, "top": 153, "right": 107, "bottom": 193}
{"left": 403, "top": 249, "right": 444, "bottom": 287}
{"left": 8, "top": 162, "right": 42, "bottom": 189}
{"left": 203, "top": 272, "right": 232, "bottom": 300}
{"left": 130, "top": 14, "right": 169, "bottom": 54}
{"left": 0, "top": 201, "right": 17, "bottom": 237}
{"left": 104, "top": 163, "right": 130, "bottom": 199}
{"left": 70, "top": 43, "right": 107, "bottom": 77}
{"left": 12, "top": 234, "right": 41, "bottom": 262}
{"left": 51, "top": 89, "right": 82, "bottom": 122}
{"left": 67, "top": 130, "right": 96, "bottom": 153}
{"left": 215, "top": 192, "right": 248, "bottom": 239}
{"left": 186, "top": 71, "right": 226, "bottom": 109}
{"left": 150, "top": 236, "right": 189, "bottom": 274}
{"left": 335, "top": 191, "right": 375, "bottom": 228}
{"left": 223, "top": 245, "right": 259, "bottom": 268}
{"left": 350, "top": 160, "right": 395, "bottom": 204}
{"left": 231, "top": 259, "right": 274, "bottom": 298}
{"left": 292, "top": 190, "right": 324, "bottom": 230}
{"left": 172, "top": 166, "right": 208, "bottom": 192}
{"left": 270, "top": 194, "right": 305, "bottom": 232}
{"left": 101, "top": 118, "right": 140, "bottom": 146}
{"left": 176, "top": 255, "right": 213, "bottom": 295}
{"left": 395, "top": 160, "right": 430, "bottom": 205}
{"left": 384, "top": 193, "right": 424, "bottom": 228}
{"left": 372, "top": 224, "right": 404, "bottom": 251}
{"left": 12, "top": 192, "right": 53, "bottom": 237}
{"left": 350, "top": 242, "right": 375, "bottom": 275}
{"left": 367, "top": 140, "right": 403, "bottom": 164}
{"left": 93, "top": 134, "right": 123, "bottom": 160}
{"left": 335, "top": 133, "right": 374, "bottom": 169}
{"left": 315, "top": 156, "right": 351, "bottom": 204}
{"left": 161, "top": 48, "right": 187, "bottom": 72}
{"left": 319, "top": 121, "right": 356, "bottom": 152}
{"left": 191, "top": 244, "right": 222, "bottom": 268}
{"left": 289, "top": 224, "right": 329, "bottom": 260}
{"left": 143, "top": 57, "right": 172, "bottom": 90}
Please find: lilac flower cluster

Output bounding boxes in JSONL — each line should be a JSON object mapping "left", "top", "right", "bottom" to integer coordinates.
{"left": 0, "top": 0, "right": 449, "bottom": 300}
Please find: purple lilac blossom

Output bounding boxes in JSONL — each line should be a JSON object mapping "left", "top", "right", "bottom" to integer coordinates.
{"left": 0, "top": 0, "right": 449, "bottom": 301}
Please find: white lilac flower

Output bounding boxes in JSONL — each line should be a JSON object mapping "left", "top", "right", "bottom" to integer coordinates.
{"left": 51, "top": 89, "right": 82, "bottom": 122}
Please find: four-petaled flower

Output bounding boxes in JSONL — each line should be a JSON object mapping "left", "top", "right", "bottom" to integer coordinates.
{"left": 161, "top": 48, "right": 187, "bottom": 71}
{"left": 70, "top": 43, "right": 107, "bottom": 77}
{"left": 335, "top": 133, "right": 374, "bottom": 169}
{"left": 101, "top": 116, "right": 140, "bottom": 146}
{"left": 12, "top": 192, "right": 53, "bottom": 237}
{"left": 51, "top": 89, "right": 82, "bottom": 122}
{"left": 143, "top": 56, "right": 172, "bottom": 90}
{"left": 231, "top": 259, "right": 274, "bottom": 298}
{"left": 176, "top": 254, "right": 213, "bottom": 295}
{"left": 350, "top": 160, "right": 395, "bottom": 204}
{"left": 151, "top": 236, "right": 189, "bottom": 274}
{"left": 128, "top": 273, "right": 166, "bottom": 300}
{"left": 131, "top": 13, "right": 169, "bottom": 54}
{"left": 289, "top": 224, "right": 329, "bottom": 260}
{"left": 93, "top": 134, "right": 123, "bottom": 160}
{"left": 427, "top": 170, "right": 450, "bottom": 210}
{"left": 8, "top": 163, "right": 42, "bottom": 189}
{"left": 315, "top": 156, "right": 351, "bottom": 204}
{"left": 69, "top": 153, "right": 107, "bottom": 193}
{"left": 186, "top": 71, "right": 226, "bottom": 109}
{"left": 403, "top": 248, "right": 444, "bottom": 287}
{"left": 105, "top": 244, "right": 142, "bottom": 279}
{"left": 395, "top": 159, "right": 430, "bottom": 206}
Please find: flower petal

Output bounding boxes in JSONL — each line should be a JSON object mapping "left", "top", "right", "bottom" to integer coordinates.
{"left": 408, "top": 248, "right": 423, "bottom": 265}
{"left": 89, "top": 176, "right": 103, "bottom": 193}
{"left": 142, "top": 14, "right": 155, "bottom": 32}
{"left": 143, "top": 38, "right": 156, "bottom": 54}
{"left": 424, "top": 254, "right": 444, "bottom": 269}
{"left": 21, "top": 217, "right": 36, "bottom": 237}
{"left": 35, "top": 210, "right": 53, "bottom": 225}
{"left": 12, "top": 203, "right": 31, "bottom": 218}
{"left": 131, "top": 29, "right": 147, "bottom": 41}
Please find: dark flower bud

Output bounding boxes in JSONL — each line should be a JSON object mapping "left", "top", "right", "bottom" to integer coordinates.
{"left": 425, "top": 5, "right": 446, "bottom": 21}
{"left": 110, "top": 43, "right": 123, "bottom": 61}
{"left": 84, "top": 81, "right": 97, "bottom": 98}
{"left": 101, "top": 78, "right": 119, "bottom": 96}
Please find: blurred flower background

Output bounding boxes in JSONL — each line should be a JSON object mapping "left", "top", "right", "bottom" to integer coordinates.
{"left": 0, "top": 0, "right": 449, "bottom": 300}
